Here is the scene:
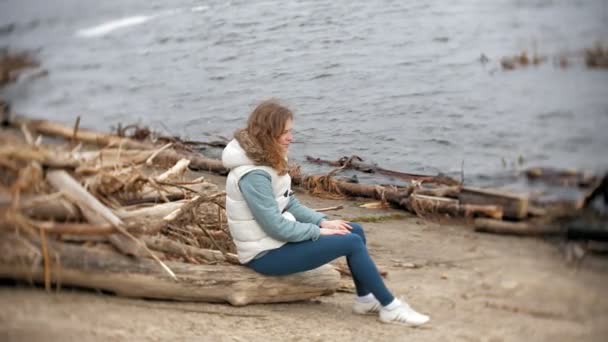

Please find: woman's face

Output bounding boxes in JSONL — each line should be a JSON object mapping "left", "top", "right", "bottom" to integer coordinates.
{"left": 277, "top": 119, "right": 294, "bottom": 154}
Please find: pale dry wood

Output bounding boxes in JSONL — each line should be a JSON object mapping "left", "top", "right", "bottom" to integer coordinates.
{"left": 163, "top": 193, "right": 225, "bottom": 222}
{"left": 76, "top": 149, "right": 154, "bottom": 167}
{"left": 20, "top": 123, "right": 34, "bottom": 145}
{"left": 46, "top": 170, "right": 142, "bottom": 256}
{"left": 155, "top": 158, "right": 190, "bottom": 182}
{"left": 0, "top": 232, "right": 340, "bottom": 306}
{"left": 414, "top": 185, "right": 461, "bottom": 198}
{"left": 0, "top": 193, "right": 81, "bottom": 221}
{"left": 458, "top": 187, "right": 528, "bottom": 219}
{"left": 116, "top": 200, "right": 187, "bottom": 220}
{"left": 11, "top": 115, "right": 149, "bottom": 150}
{"left": 146, "top": 142, "right": 173, "bottom": 166}
{"left": 527, "top": 205, "right": 548, "bottom": 217}
{"left": 45, "top": 172, "right": 176, "bottom": 279}
{"left": 142, "top": 235, "right": 239, "bottom": 264}
{"left": 314, "top": 205, "right": 344, "bottom": 212}
{"left": 34, "top": 220, "right": 116, "bottom": 235}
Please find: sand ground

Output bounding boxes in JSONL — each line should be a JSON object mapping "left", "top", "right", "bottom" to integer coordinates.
{"left": 1, "top": 173, "right": 607, "bottom": 342}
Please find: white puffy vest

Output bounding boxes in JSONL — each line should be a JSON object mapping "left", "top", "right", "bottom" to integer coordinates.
{"left": 222, "top": 139, "right": 293, "bottom": 264}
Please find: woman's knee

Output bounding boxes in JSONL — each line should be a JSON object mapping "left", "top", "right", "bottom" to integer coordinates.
{"left": 343, "top": 232, "right": 365, "bottom": 251}
{"left": 349, "top": 222, "right": 366, "bottom": 242}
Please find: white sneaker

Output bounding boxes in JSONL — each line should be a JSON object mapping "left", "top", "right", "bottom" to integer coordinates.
{"left": 352, "top": 298, "right": 382, "bottom": 315}
{"left": 379, "top": 300, "right": 430, "bottom": 326}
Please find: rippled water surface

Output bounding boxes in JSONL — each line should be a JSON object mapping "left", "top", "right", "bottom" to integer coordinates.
{"left": 1, "top": 0, "right": 608, "bottom": 183}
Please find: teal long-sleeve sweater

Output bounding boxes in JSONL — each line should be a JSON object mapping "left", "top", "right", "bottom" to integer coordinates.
{"left": 238, "top": 170, "right": 325, "bottom": 242}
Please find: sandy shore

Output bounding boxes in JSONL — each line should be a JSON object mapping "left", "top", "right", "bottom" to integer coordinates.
{"left": 1, "top": 172, "right": 607, "bottom": 342}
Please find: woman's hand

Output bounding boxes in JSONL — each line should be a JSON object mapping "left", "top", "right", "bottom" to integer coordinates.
{"left": 319, "top": 228, "right": 349, "bottom": 236}
{"left": 319, "top": 220, "right": 352, "bottom": 232}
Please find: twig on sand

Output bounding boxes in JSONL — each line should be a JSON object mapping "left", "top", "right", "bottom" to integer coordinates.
{"left": 314, "top": 205, "right": 344, "bottom": 212}
{"left": 484, "top": 301, "right": 571, "bottom": 321}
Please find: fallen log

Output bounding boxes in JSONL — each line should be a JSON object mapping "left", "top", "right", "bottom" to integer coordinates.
{"left": 142, "top": 235, "right": 239, "bottom": 264}
{"left": 408, "top": 194, "right": 503, "bottom": 219}
{"left": 0, "top": 232, "right": 340, "bottom": 306}
{"left": 291, "top": 172, "right": 412, "bottom": 206}
{"left": 306, "top": 155, "right": 460, "bottom": 186}
{"left": 10, "top": 115, "right": 149, "bottom": 150}
{"left": 0, "top": 193, "right": 81, "bottom": 221}
{"left": 459, "top": 187, "right": 528, "bottom": 220}
{"left": 474, "top": 218, "right": 561, "bottom": 236}
{"left": 292, "top": 173, "right": 500, "bottom": 218}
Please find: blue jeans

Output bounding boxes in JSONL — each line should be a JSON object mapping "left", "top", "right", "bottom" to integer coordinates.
{"left": 246, "top": 223, "right": 395, "bottom": 306}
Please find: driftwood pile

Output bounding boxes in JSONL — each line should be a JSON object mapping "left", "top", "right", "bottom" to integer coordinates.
{"left": 0, "top": 114, "right": 341, "bottom": 305}
{"left": 2, "top": 113, "right": 604, "bottom": 302}
{"left": 299, "top": 155, "right": 607, "bottom": 241}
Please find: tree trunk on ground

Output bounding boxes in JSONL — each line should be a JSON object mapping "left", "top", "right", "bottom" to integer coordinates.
{"left": 0, "top": 232, "right": 340, "bottom": 306}
{"left": 305, "top": 155, "right": 460, "bottom": 186}
{"left": 11, "top": 115, "right": 149, "bottom": 150}
{"left": 459, "top": 187, "right": 528, "bottom": 220}
{"left": 0, "top": 193, "right": 81, "bottom": 221}
{"left": 141, "top": 235, "right": 239, "bottom": 264}
{"left": 407, "top": 194, "right": 503, "bottom": 219}
{"left": 291, "top": 173, "right": 413, "bottom": 207}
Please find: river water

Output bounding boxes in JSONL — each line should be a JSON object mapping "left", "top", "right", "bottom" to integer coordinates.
{"left": 1, "top": 0, "right": 608, "bottom": 185}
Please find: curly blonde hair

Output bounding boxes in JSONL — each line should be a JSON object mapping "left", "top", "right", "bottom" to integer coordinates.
{"left": 242, "top": 100, "right": 293, "bottom": 175}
